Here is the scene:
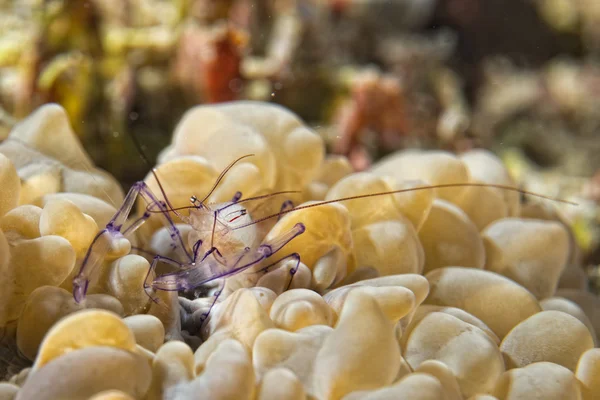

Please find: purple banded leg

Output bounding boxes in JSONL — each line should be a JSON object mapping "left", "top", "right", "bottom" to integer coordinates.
{"left": 195, "top": 246, "right": 249, "bottom": 324}
{"left": 285, "top": 253, "right": 301, "bottom": 290}
{"left": 72, "top": 181, "right": 192, "bottom": 303}
{"left": 144, "top": 254, "right": 189, "bottom": 302}
{"left": 220, "top": 222, "right": 306, "bottom": 279}
{"left": 278, "top": 200, "right": 294, "bottom": 221}
{"left": 253, "top": 253, "right": 300, "bottom": 275}
{"left": 73, "top": 229, "right": 112, "bottom": 302}
{"left": 139, "top": 183, "right": 193, "bottom": 263}
{"left": 122, "top": 212, "right": 150, "bottom": 236}
{"left": 199, "top": 280, "right": 225, "bottom": 324}
{"left": 192, "top": 239, "right": 203, "bottom": 261}
{"left": 150, "top": 223, "right": 306, "bottom": 293}
{"left": 231, "top": 191, "right": 242, "bottom": 203}
{"left": 252, "top": 252, "right": 301, "bottom": 291}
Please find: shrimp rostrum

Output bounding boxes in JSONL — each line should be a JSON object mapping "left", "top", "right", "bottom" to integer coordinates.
{"left": 72, "top": 154, "right": 576, "bottom": 316}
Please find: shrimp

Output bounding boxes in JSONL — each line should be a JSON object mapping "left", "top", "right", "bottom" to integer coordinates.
{"left": 72, "top": 154, "right": 576, "bottom": 321}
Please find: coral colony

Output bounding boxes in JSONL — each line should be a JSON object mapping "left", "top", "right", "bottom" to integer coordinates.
{"left": 0, "top": 103, "right": 598, "bottom": 399}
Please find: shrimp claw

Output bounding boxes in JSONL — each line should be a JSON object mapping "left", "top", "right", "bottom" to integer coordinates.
{"left": 73, "top": 181, "right": 192, "bottom": 303}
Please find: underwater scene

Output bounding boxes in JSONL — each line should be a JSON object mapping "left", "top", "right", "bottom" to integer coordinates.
{"left": 1, "top": 0, "right": 600, "bottom": 399}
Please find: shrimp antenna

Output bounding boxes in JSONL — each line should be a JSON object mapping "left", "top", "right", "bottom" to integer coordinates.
{"left": 128, "top": 128, "right": 184, "bottom": 219}
{"left": 220, "top": 190, "right": 302, "bottom": 209}
{"left": 198, "top": 154, "right": 255, "bottom": 204}
{"left": 232, "top": 182, "right": 578, "bottom": 230}
{"left": 146, "top": 190, "right": 301, "bottom": 214}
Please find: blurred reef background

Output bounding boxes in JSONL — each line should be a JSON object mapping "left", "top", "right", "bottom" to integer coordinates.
{"left": 1, "top": 0, "right": 600, "bottom": 280}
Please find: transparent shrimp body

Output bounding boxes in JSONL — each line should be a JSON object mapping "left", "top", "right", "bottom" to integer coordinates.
{"left": 71, "top": 152, "right": 573, "bottom": 312}
{"left": 187, "top": 201, "right": 261, "bottom": 260}
{"left": 71, "top": 179, "right": 305, "bottom": 305}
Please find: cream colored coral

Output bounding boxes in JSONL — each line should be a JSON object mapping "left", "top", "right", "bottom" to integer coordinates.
{"left": 411, "top": 305, "right": 500, "bottom": 344}
{"left": 0, "top": 104, "right": 123, "bottom": 205}
{"left": 0, "top": 153, "right": 19, "bottom": 218}
{"left": 0, "top": 383, "right": 19, "bottom": 400}
{"left": 15, "top": 347, "right": 152, "bottom": 400}
{"left": 137, "top": 156, "right": 218, "bottom": 239}
{"left": 256, "top": 260, "right": 312, "bottom": 295}
{"left": 324, "top": 173, "right": 426, "bottom": 276}
{"left": 323, "top": 284, "right": 416, "bottom": 323}
{"left": 6, "top": 235, "right": 76, "bottom": 321}
{"left": 146, "top": 341, "right": 195, "bottom": 400}
{"left": 170, "top": 339, "right": 255, "bottom": 400}
{"left": 384, "top": 179, "right": 436, "bottom": 232}
{"left": 202, "top": 288, "right": 275, "bottom": 349}
{"left": 40, "top": 193, "right": 118, "bottom": 230}
{"left": 0, "top": 228, "right": 12, "bottom": 327}
{"left": 0, "top": 205, "right": 42, "bottom": 240}
{"left": 482, "top": 218, "right": 570, "bottom": 299}
{"left": 269, "top": 289, "right": 337, "bottom": 331}
{"left": 418, "top": 200, "right": 485, "bottom": 272}
{"left": 147, "top": 288, "right": 183, "bottom": 342}
{"left": 33, "top": 309, "right": 137, "bottom": 370}
{"left": 4, "top": 102, "right": 598, "bottom": 400}
{"left": 326, "top": 274, "right": 429, "bottom": 331}
{"left": 8, "top": 368, "right": 29, "bottom": 387}
{"left": 157, "top": 102, "right": 325, "bottom": 201}
{"left": 123, "top": 315, "right": 165, "bottom": 353}
{"left": 541, "top": 297, "right": 598, "bottom": 345}
{"left": 261, "top": 202, "right": 355, "bottom": 291}
{"left": 425, "top": 267, "right": 541, "bottom": 339}
{"left": 492, "top": 362, "right": 583, "bottom": 400}
{"left": 499, "top": 310, "right": 594, "bottom": 371}
{"left": 0, "top": 187, "right": 87, "bottom": 322}
{"left": 351, "top": 219, "right": 425, "bottom": 276}
{"left": 16, "top": 286, "right": 124, "bottom": 360}
{"left": 305, "top": 155, "right": 353, "bottom": 201}
{"left": 401, "top": 310, "right": 504, "bottom": 397}
{"left": 5, "top": 104, "right": 94, "bottom": 170}
{"left": 456, "top": 149, "right": 520, "bottom": 228}
{"left": 325, "top": 172, "right": 405, "bottom": 229}
{"left": 342, "top": 372, "right": 448, "bottom": 400}
{"left": 248, "top": 287, "right": 278, "bottom": 313}
{"left": 252, "top": 325, "right": 333, "bottom": 395}
{"left": 370, "top": 150, "right": 470, "bottom": 204}
{"left": 555, "top": 289, "right": 600, "bottom": 343}
{"left": 88, "top": 391, "right": 135, "bottom": 400}
{"left": 576, "top": 348, "right": 600, "bottom": 400}
{"left": 257, "top": 368, "right": 306, "bottom": 400}
{"left": 39, "top": 198, "right": 99, "bottom": 257}
{"left": 312, "top": 290, "right": 401, "bottom": 400}
{"left": 415, "top": 361, "right": 462, "bottom": 400}
{"left": 202, "top": 101, "right": 326, "bottom": 193}
{"left": 104, "top": 255, "right": 154, "bottom": 315}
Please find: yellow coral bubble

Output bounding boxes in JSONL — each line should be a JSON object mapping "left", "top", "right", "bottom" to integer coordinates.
{"left": 34, "top": 309, "right": 137, "bottom": 369}
{"left": 88, "top": 390, "right": 135, "bottom": 400}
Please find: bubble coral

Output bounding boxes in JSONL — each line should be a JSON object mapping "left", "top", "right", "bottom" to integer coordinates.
{"left": 0, "top": 104, "right": 123, "bottom": 205}
{"left": 2, "top": 101, "right": 600, "bottom": 400}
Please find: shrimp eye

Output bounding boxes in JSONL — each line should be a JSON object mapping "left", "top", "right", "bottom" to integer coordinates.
{"left": 191, "top": 195, "right": 203, "bottom": 208}
{"left": 227, "top": 209, "right": 247, "bottom": 223}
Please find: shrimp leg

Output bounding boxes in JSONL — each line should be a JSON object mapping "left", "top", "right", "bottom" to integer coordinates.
{"left": 251, "top": 252, "right": 302, "bottom": 290}
{"left": 278, "top": 200, "right": 294, "bottom": 221}
{"left": 73, "top": 181, "right": 192, "bottom": 303}
{"left": 143, "top": 254, "right": 186, "bottom": 302}
{"left": 252, "top": 252, "right": 300, "bottom": 275}
{"left": 198, "top": 280, "right": 225, "bottom": 324}
{"left": 231, "top": 191, "right": 243, "bottom": 203}
{"left": 151, "top": 223, "right": 306, "bottom": 292}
